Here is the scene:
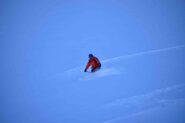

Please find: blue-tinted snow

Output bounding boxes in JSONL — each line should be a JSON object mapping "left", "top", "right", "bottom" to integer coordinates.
{"left": 1, "top": 0, "right": 185, "bottom": 123}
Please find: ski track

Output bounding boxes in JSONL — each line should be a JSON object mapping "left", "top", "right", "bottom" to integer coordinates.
{"left": 55, "top": 45, "right": 185, "bottom": 81}
{"left": 102, "top": 45, "right": 185, "bottom": 63}
{"left": 102, "top": 83, "right": 185, "bottom": 108}
{"left": 101, "top": 83, "right": 185, "bottom": 123}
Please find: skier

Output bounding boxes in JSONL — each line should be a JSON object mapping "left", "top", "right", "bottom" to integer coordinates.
{"left": 84, "top": 54, "right": 101, "bottom": 72}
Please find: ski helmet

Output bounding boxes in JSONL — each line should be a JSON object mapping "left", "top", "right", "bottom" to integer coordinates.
{"left": 89, "top": 54, "right": 93, "bottom": 58}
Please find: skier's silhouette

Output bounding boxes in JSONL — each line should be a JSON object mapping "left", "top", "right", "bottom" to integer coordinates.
{"left": 84, "top": 54, "right": 101, "bottom": 72}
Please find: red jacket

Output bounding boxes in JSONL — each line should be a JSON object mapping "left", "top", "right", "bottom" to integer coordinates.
{"left": 85, "top": 56, "right": 101, "bottom": 70}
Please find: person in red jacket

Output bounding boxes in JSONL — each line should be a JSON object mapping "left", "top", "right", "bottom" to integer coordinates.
{"left": 84, "top": 54, "right": 101, "bottom": 72}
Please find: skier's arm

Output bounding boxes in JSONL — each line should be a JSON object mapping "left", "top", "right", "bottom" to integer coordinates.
{"left": 84, "top": 60, "right": 91, "bottom": 72}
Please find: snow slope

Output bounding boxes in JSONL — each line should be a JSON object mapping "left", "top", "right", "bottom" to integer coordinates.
{"left": 48, "top": 45, "right": 185, "bottom": 123}
{"left": 1, "top": 1, "right": 185, "bottom": 123}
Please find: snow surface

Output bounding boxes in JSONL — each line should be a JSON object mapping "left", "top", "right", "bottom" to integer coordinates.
{"left": 1, "top": 1, "right": 185, "bottom": 123}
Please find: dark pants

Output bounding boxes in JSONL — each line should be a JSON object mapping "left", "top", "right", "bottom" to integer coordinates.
{"left": 91, "top": 64, "right": 101, "bottom": 72}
